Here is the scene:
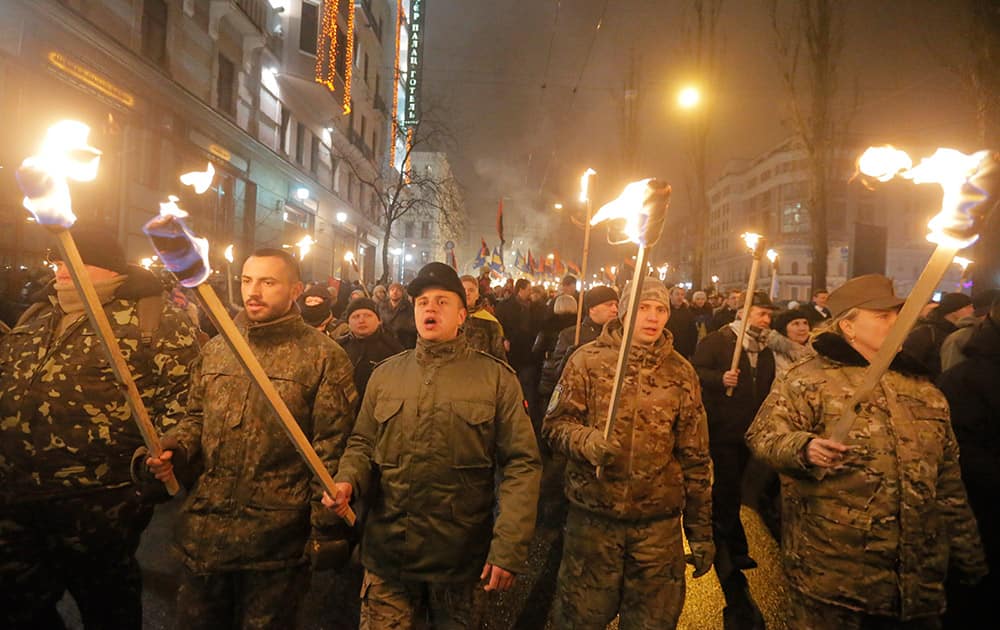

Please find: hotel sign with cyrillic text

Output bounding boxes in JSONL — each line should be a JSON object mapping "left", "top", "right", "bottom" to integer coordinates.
{"left": 403, "top": 0, "right": 424, "bottom": 127}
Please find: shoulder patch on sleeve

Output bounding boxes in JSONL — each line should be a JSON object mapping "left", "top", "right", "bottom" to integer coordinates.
{"left": 546, "top": 383, "right": 562, "bottom": 415}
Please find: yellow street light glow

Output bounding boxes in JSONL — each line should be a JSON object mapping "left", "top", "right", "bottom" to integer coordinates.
{"left": 553, "top": 203, "right": 563, "bottom": 210}
{"left": 711, "top": 274, "right": 720, "bottom": 284}
{"left": 224, "top": 244, "right": 234, "bottom": 264}
{"left": 678, "top": 86, "right": 701, "bottom": 109}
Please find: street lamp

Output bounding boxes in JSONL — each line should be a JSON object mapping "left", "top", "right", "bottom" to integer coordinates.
{"left": 677, "top": 86, "right": 701, "bottom": 109}
{"left": 553, "top": 203, "right": 563, "bottom": 211}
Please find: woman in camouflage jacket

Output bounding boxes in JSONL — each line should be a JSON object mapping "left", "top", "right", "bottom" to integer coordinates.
{"left": 746, "top": 275, "right": 986, "bottom": 628}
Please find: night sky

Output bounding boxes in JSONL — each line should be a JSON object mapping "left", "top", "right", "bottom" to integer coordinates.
{"left": 422, "top": 0, "right": 979, "bottom": 270}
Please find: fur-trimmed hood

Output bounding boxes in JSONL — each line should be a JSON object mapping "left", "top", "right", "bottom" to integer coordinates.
{"left": 812, "top": 331, "right": 931, "bottom": 378}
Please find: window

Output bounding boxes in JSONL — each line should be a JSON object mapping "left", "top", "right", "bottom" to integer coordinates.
{"left": 280, "top": 106, "right": 291, "bottom": 155}
{"left": 364, "top": 53, "right": 370, "bottom": 84}
{"left": 141, "top": 0, "right": 168, "bottom": 67}
{"left": 295, "top": 122, "right": 305, "bottom": 164}
{"left": 421, "top": 222, "right": 430, "bottom": 239}
{"left": 791, "top": 261, "right": 799, "bottom": 275}
{"left": 300, "top": 2, "right": 319, "bottom": 55}
{"left": 781, "top": 202, "right": 809, "bottom": 234}
{"left": 217, "top": 54, "right": 237, "bottom": 117}
{"left": 335, "top": 27, "right": 348, "bottom": 78}
{"left": 310, "top": 135, "right": 319, "bottom": 175}
{"left": 374, "top": 72, "right": 381, "bottom": 101}
{"left": 404, "top": 222, "right": 414, "bottom": 238}
{"left": 360, "top": 115, "right": 367, "bottom": 142}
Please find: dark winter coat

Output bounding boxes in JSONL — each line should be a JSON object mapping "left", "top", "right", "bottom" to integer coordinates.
{"left": 708, "top": 305, "right": 737, "bottom": 332}
{"left": 379, "top": 299, "right": 417, "bottom": 349}
{"left": 336, "top": 327, "right": 404, "bottom": 401}
{"left": 539, "top": 316, "right": 603, "bottom": 399}
{"left": 903, "top": 314, "right": 958, "bottom": 379}
{"left": 938, "top": 314, "right": 1000, "bottom": 574}
{"left": 666, "top": 304, "right": 698, "bottom": 359}
{"left": 691, "top": 325, "right": 775, "bottom": 446}
{"left": 496, "top": 297, "right": 545, "bottom": 368}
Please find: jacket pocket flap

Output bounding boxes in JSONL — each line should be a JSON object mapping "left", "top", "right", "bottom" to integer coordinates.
{"left": 374, "top": 399, "right": 404, "bottom": 424}
{"left": 452, "top": 400, "right": 494, "bottom": 425}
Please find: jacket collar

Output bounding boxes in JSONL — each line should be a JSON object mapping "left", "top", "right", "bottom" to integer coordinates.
{"left": 233, "top": 309, "right": 305, "bottom": 338}
{"left": 595, "top": 318, "right": 674, "bottom": 365}
{"left": 812, "top": 331, "right": 931, "bottom": 377}
{"left": 415, "top": 333, "right": 468, "bottom": 364}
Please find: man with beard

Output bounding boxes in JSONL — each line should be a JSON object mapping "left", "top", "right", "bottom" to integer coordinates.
{"left": 146, "top": 248, "right": 358, "bottom": 629}
{"left": 325, "top": 262, "right": 541, "bottom": 628}
{"left": 691, "top": 291, "right": 775, "bottom": 629}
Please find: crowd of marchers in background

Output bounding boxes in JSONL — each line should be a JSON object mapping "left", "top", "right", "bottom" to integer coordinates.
{"left": 1, "top": 223, "right": 998, "bottom": 630}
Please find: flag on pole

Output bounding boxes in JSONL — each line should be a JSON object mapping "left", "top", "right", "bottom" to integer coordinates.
{"left": 513, "top": 250, "right": 525, "bottom": 272}
{"left": 489, "top": 246, "right": 504, "bottom": 273}
{"left": 447, "top": 249, "right": 458, "bottom": 270}
{"left": 496, "top": 198, "right": 505, "bottom": 247}
{"left": 566, "top": 259, "right": 581, "bottom": 276}
{"left": 474, "top": 237, "right": 489, "bottom": 268}
{"left": 526, "top": 249, "right": 537, "bottom": 276}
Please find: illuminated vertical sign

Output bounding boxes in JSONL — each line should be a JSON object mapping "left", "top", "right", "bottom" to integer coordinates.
{"left": 403, "top": 0, "right": 425, "bottom": 127}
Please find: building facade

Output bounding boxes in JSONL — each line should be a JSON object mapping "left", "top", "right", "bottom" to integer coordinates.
{"left": 701, "top": 138, "right": 956, "bottom": 302}
{"left": 0, "top": 0, "right": 401, "bottom": 290}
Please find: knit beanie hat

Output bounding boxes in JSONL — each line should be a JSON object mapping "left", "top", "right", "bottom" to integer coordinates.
{"left": 585, "top": 285, "right": 619, "bottom": 311}
{"left": 618, "top": 280, "right": 670, "bottom": 320}
{"left": 344, "top": 297, "right": 380, "bottom": 320}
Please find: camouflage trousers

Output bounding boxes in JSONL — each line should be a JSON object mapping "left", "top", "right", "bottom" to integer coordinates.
{"left": 0, "top": 486, "right": 153, "bottom": 630}
{"left": 552, "top": 507, "right": 686, "bottom": 630}
{"left": 175, "top": 563, "right": 310, "bottom": 630}
{"left": 789, "top": 588, "right": 942, "bottom": 630}
{"left": 359, "top": 569, "right": 482, "bottom": 630}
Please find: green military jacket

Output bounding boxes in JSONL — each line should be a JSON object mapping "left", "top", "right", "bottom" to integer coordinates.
{"left": 542, "top": 319, "right": 713, "bottom": 542}
{"left": 335, "top": 334, "right": 541, "bottom": 582}
{"left": 0, "top": 277, "right": 198, "bottom": 502}
{"left": 746, "top": 332, "right": 987, "bottom": 619}
{"left": 170, "top": 310, "right": 357, "bottom": 573}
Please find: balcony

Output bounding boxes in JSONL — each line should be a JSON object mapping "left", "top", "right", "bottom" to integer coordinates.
{"left": 356, "top": 0, "right": 382, "bottom": 41}
{"left": 349, "top": 127, "right": 375, "bottom": 162}
{"left": 210, "top": 0, "right": 281, "bottom": 39}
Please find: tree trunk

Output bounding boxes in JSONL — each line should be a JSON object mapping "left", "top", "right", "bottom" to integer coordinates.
{"left": 379, "top": 224, "right": 393, "bottom": 286}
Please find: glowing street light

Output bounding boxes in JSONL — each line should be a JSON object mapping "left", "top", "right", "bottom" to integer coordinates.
{"left": 678, "top": 86, "right": 701, "bottom": 110}
{"left": 553, "top": 203, "right": 563, "bottom": 211}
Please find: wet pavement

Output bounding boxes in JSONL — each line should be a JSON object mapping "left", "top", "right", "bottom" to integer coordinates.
{"left": 59, "top": 483, "right": 791, "bottom": 629}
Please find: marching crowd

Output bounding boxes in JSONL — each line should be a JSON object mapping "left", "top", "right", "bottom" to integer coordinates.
{"left": 1, "top": 224, "right": 997, "bottom": 630}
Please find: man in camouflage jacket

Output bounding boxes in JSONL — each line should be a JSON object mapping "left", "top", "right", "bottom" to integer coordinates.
{"left": 0, "top": 226, "right": 198, "bottom": 629}
{"left": 746, "top": 278, "right": 987, "bottom": 627}
{"left": 148, "top": 249, "right": 358, "bottom": 629}
{"left": 326, "top": 262, "right": 541, "bottom": 629}
{"left": 543, "top": 280, "right": 713, "bottom": 630}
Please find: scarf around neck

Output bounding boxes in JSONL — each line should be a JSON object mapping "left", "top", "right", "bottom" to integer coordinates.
{"left": 54, "top": 275, "right": 126, "bottom": 336}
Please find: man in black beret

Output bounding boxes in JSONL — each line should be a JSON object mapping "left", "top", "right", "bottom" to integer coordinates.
{"left": 324, "top": 262, "right": 541, "bottom": 628}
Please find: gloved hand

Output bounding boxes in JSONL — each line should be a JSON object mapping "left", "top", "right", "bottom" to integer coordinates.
{"left": 581, "top": 430, "right": 621, "bottom": 468}
{"left": 307, "top": 512, "right": 356, "bottom": 571}
{"left": 686, "top": 540, "right": 716, "bottom": 578}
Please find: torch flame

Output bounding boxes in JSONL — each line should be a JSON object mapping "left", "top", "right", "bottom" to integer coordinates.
{"left": 224, "top": 244, "right": 234, "bottom": 264}
{"left": 579, "top": 168, "right": 596, "bottom": 203}
{"left": 859, "top": 145, "right": 991, "bottom": 249}
{"left": 590, "top": 178, "right": 670, "bottom": 247}
{"left": 741, "top": 232, "right": 763, "bottom": 254}
{"left": 766, "top": 249, "right": 778, "bottom": 264}
{"left": 344, "top": 251, "right": 355, "bottom": 262}
{"left": 159, "top": 195, "right": 188, "bottom": 219}
{"left": 953, "top": 256, "right": 973, "bottom": 272}
{"left": 16, "top": 120, "right": 103, "bottom": 228}
{"left": 296, "top": 235, "right": 315, "bottom": 260}
{"left": 180, "top": 162, "right": 216, "bottom": 195}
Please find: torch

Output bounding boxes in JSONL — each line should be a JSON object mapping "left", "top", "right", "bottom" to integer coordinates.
{"left": 15, "top": 120, "right": 180, "bottom": 495}
{"left": 142, "top": 201, "right": 357, "bottom": 525}
{"left": 588, "top": 179, "right": 672, "bottom": 478}
{"left": 711, "top": 274, "right": 720, "bottom": 296}
{"left": 767, "top": 249, "right": 779, "bottom": 300}
{"left": 827, "top": 146, "right": 998, "bottom": 444}
{"left": 574, "top": 168, "right": 597, "bottom": 345}
{"left": 224, "top": 244, "right": 235, "bottom": 306}
{"left": 726, "top": 232, "right": 766, "bottom": 397}
{"left": 954, "top": 256, "right": 972, "bottom": 293}
{"left": 344, "top": 251, "right": 371, "bottom": 298}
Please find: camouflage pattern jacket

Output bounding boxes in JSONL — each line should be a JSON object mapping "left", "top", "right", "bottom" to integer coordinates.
{"left": 170, "top": 311, "right": 358, "bottom": 573}
{"left": 335, "top": 334, "right": 541, "bottom": 582}
{"left": 542, "top": 319, "right": 713, "bottom": 542}
{"left": 0, "top": 269, "right": 198, "bottom": 503}
{"left": 746, "top": 332, "right": 987, "bottom": 619}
